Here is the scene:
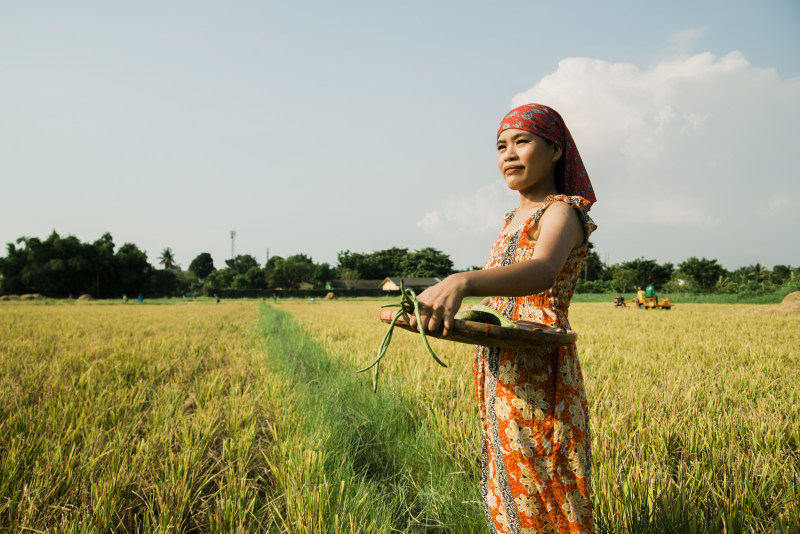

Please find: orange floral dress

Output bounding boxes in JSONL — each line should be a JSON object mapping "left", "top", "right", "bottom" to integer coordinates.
{"left": 475, "top": 194, "right": 596, "bottom": 534}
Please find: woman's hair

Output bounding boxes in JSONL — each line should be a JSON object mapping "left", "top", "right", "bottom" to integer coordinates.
{"left": 497, "top": 103, "right": 596, "bottom": 207}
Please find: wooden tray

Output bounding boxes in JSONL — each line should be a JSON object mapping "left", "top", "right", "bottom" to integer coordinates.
{"left": 379, "top": 310, "right": 577, "bottom": 349}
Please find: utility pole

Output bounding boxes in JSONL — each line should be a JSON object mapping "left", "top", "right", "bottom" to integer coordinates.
{"left": 266, "top": 248, "right": 270, "bottom": 266}
{"left": 230, "top": 231, "right": 236, "bottom": 259}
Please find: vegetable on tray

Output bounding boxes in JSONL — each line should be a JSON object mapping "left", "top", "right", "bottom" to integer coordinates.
{"left": 358, "top": 281, "right": 576, "bottom": 392}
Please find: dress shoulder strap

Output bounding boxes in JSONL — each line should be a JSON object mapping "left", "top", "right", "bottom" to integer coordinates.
{"left": 499, "top": 207, "right": 519, "bottom": 233}
{"left": 522, "top": 194, "right": 597, "bottom": 243}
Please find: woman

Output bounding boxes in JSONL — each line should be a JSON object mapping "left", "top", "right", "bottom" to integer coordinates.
{"left": 412, "top": 103, "right": 597, "bottom": 533}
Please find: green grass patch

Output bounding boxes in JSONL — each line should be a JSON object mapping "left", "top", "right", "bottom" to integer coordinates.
{"left": 256, "top": 303, "right": 485, "bottom": 533}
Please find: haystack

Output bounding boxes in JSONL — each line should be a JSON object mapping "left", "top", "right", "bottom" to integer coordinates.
{"left": 777, "top": 291, "right": 800, "bottom": 313}
{"left": 77, "top": 294, "right": 94, "bottom": 301}
{"left": 325, "top": 292, "right": 336, "bottom": 300}
{"left": 20, "top": 293, "right": 44, "bottom": 301}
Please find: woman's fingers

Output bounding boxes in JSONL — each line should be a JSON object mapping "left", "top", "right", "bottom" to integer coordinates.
{"left": 411, "top": 300, "right": 443, "bottom": 334}
{"left": 415, "top": 282, "right": 464, "bottom": 337}
{"left": 441, "top": 316, "right": 453, "bottom": 338}
{"left": 411, "top": 305, "right": 430, "bottom": 332}
{"left": 427, "top": 303, "right": 460, "bottom": 337}
{"left": 427, "top": 308, "right": 444, "bottom": 334}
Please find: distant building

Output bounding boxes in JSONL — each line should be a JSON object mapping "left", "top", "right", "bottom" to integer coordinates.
{"left": 379, "top": 277, "right": 442, "bottom": 292}
{"left": 325, "top": 279, "right": 384, "bottom": 291}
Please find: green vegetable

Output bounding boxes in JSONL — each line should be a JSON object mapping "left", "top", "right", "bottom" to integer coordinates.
{"left": 357, "top": 280, "right": 447, "bottom": 392}
{"left": 453, "top": 304, "right": 519, "bottom": 329}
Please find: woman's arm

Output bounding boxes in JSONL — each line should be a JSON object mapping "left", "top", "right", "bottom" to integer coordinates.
{"left": 412, "top": 201, "right": 585, "bottom": 336}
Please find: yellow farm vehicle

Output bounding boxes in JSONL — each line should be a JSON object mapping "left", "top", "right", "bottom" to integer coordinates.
{"left": 613, "top": 295, "right": 672, "bottom": 310}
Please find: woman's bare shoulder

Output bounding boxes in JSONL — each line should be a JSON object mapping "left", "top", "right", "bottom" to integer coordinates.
{"left": 544, "top": 197, "right": 577, "bottom": 214}
{"left": 536, "top": 198, "right": 585, "bottom": 248}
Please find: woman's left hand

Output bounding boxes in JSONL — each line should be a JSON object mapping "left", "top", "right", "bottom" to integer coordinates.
{"left": 408, "top": 273, "right": 468, "bottom": 337}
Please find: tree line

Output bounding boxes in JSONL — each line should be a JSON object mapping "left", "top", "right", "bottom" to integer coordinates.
{"left": 577, "top": 244, "right": 799, "bottom": 296}
{"left": 0, "top": 231, "right": 797, "bottom": 298}
{"left": 0, "top": 232, "right": 455, "bottom": 298}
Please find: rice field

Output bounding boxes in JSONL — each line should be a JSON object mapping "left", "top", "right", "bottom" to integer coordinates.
{"left": 276, "top": 299, "right": 800, "bottom": 533}
{"left": 0, "top": 301, "right": 284, "bottom": 532}
{"left": 1, "top": 298, "right": 798, "bottom": 532}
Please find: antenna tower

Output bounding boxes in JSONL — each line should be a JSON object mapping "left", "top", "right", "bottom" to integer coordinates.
{"left": 230, "top": 231, "right": 236, "bottom": 259}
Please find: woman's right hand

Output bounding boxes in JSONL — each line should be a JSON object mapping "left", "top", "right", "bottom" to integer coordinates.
{"left": 408, "top": 273, "right": 469, "bottom": 337}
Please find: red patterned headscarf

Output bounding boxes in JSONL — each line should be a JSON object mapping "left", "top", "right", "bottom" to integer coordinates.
{"left": 497, "top": 103, "right": 596, "bottom": 208}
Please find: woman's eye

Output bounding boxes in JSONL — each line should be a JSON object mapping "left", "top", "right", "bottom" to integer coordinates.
{"left": 496, "top": 145, "right": 506, "bottom": 151}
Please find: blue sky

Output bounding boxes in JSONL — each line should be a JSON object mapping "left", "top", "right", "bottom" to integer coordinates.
{"left": 1, "top": 1, "right": 798, "bottom": 271}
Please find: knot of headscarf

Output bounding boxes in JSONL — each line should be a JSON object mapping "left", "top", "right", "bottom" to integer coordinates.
{"left": 497, "top": 103, "right": 596, "bottom": 208}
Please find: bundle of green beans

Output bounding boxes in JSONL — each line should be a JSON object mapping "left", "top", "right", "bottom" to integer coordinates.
{"left": 358, "top": 281, "right": 522, "bottom": 392}
{"left": 357, "top": 280, "right": 447, "bottom": 392}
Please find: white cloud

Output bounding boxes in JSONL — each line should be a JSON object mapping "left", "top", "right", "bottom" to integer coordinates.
{"left": 665, "top": 28, "right": 707, "bottom": 57}
{"left": 765, "top": 190, "right": 799, "bottom": 216}
{"left": 650, "top": 200, "right": 723, "bottom": 227}
{"left": 417, "top": 181, "right": 517, "bottom": 237}
{"left": 496, "top": 45, "right": 800, "bottom": 265}
{"left": 419, "top": 42, "right": 799, "bottom": 266}
{"left": 768, "top": 194, "right": 790, "bottom": 211}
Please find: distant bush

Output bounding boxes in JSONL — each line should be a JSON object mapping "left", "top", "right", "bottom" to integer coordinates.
{"left": 574, "top": 279, "right": 615, "bottom": 293}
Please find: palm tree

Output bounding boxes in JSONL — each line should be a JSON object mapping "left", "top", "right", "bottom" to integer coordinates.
{"left": 159, "top": 247, "right": 176, "bottom": 270}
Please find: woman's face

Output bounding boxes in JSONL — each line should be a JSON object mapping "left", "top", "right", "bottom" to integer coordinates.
{"left": 496, "top": 128, "right": 560, "bottom": 195}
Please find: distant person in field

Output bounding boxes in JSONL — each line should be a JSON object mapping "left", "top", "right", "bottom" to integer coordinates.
{"left": 637, "top": 286, "right": 645, "bottom": 304}
{"left": 645, "top": 283, "right": 655, "bottom": 299}
{"left": 411, "top": 103, "right": 597, "bottom": 532}
{"left": 645, "top": 283, "right": 657, "bottom": 305}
